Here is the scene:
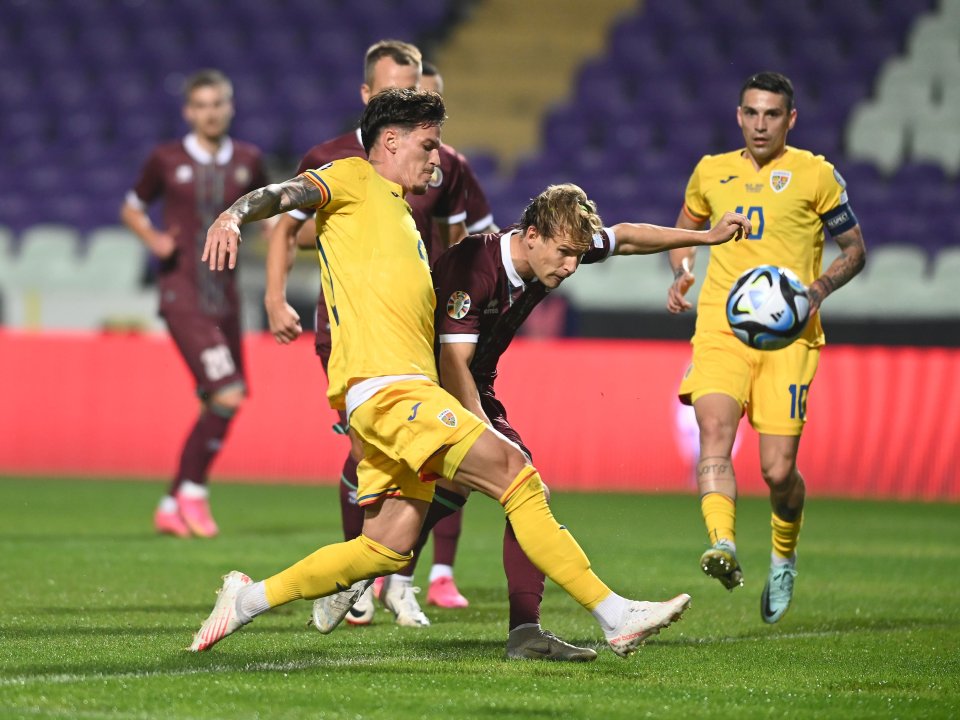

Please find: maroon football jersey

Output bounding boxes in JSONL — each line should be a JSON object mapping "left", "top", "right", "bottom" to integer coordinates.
{"left": 129, "top": 134, "right": 267, "bottom": 317}
{"left": 433, "top": 227, "right": 614, "bottom": 388}
{"left": 290, "top": 129, "right": 469, "bottom": 350}
{"left": 459, "top": 151, "right": 495, "bottom": 233}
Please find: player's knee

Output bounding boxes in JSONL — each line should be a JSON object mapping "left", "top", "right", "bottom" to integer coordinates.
{"left": 209, "top": 387, "right": 245, "bottom": 417}
{"left": 696, "top": 413, "right": 738, "bottom": 449}
{"left": 760, "top": 457, "right": 797, "bottom": 490}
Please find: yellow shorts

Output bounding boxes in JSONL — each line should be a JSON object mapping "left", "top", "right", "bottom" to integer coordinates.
{"left": 349, "top": 379, "right": 486, "bottom": 507}
{"left": 679, "top": 330, "right": 821, "bottom": 436}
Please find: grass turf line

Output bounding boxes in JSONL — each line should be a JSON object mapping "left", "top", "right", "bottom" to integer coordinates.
{"left": 0, "top": 477, "right": 958, "bottom": 719}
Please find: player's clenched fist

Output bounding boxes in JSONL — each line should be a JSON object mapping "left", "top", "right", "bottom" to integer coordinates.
{"left": 203, "top": 212, "right": 242, "bottom": 271}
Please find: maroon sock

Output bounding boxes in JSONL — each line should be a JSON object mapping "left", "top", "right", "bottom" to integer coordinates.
{"left": 338, "top": 453, "right": 364, "bottom": 541}
{"left": 432, "top": 508, "right": 463, "bottom": 567}
{"left": 170, "top": 409, "right": 232, "bottom": 495}
{"left": 504, "top": 519, "right": 545, "bottom": 630}
{"left": 398, "top": 486, "right": 467, "bottom": 578}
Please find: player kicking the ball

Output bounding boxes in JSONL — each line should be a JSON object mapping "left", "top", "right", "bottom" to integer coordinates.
{"left": 312, "top": 184, "right": 749, "bottom": 660}
{"left": 191, "top": 89, "right": 694, "bottom": 659}
{"left": 666, "top": 72, "right": 866, "bottom": 623}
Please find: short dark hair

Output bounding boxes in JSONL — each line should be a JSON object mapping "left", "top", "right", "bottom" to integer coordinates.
{"left": 364, "top": 40, "right": 422, "bottom": 87}
{"left": 740, "top": 71, "right": 795, "bottom": 111}
{"left": 421, "top": 61, "right": 440, "bottom": 77}
{"left": 360, "top": 88, "right": 446, "bottom": 154}
{"left": 183, "top": 68, "right": 233, "bottom": 102}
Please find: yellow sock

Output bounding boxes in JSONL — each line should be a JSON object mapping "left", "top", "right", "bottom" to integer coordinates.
{"left": 701, "top": 492, "right": 736, "bottom": 546}
{"left": 263, "top": 535, "right": 411, "bottom": 608}
{"left": 771, "top": 512, "right": 803, "bottom": 559}
{"left": 501, "top": 467, "right": 610, "bottom": 610}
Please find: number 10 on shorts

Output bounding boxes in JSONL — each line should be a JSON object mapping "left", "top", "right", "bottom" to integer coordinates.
{"left": 789, "top": 383, "right": 809, "bottom": 420}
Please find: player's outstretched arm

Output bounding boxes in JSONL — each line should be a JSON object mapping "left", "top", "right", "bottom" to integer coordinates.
{"left": 612, "top": 211, "right": 749, "bottom": 256}
{"left": 807, "top": 224, "right": 866, "bottom": 314}
{"left": 264, "top": 213, "right": 306, "bottom": 344}
{"left": 203, "top": 176, "right": 323, "bottom": 271}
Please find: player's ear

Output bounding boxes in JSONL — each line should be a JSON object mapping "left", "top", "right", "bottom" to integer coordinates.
{"left": 382, "top": 127, "right": 398, "bottom": 154}
{"left": 360, "top": 83, "right": 372, "bottom": 105}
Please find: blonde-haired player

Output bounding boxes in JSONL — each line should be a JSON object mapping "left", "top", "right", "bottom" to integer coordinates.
{"left": 191, "top": 88, "right": 691, "bottom": 657}
{"left": 667, "top": 72, "right": 866, "bottom": 623}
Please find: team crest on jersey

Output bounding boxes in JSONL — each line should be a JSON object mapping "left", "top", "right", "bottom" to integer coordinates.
{"left": 438, "top": 409, "right": 458, "bottom": 428}
{"left": 429, "top": 166, "right": 444, "bottom": 188}
{"left": 446, "top": 290, "right": 471, "bottom": 319}
{"left": 175, "top": 164, "right": 193, "bottom": 183}
{"left": 234, "top": 166, "right": 250, "bottom": 185}
{"left": 770, "top": 170, "right": 792, "bottom": 193}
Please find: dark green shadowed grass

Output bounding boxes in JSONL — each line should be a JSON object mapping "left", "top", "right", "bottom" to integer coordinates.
{"left": 0, "top": 478, "right": 957, "bottom": 719}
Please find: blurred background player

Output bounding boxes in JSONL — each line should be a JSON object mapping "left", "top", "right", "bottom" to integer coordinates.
{"left": 263, "top": 41, "right": 471, "bottom": 625}
{"left": 666, "top": 71, "right": 866, "bottom": 623}
{"left": 121, "top": 69, "right": 267, "bottom": 538}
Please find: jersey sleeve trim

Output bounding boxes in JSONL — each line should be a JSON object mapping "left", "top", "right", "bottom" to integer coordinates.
{"left": 439, "top": 333, "right": 479, "bottom": 344}
{"left": 466, "top": 213, "right": 494, "bottom": 233}
{"left": 302, "top": 170, "right": 332, "bottom": 209}
{"left": 820, "top": 202, "right": 858, "bottom": 236}
{"left": 682, "top": 203, "right": 708, "bottom": 222}
{"left": 288, "top": 208, "right": 313, "bottom": 221}
{"left": 124, "top": 190, "right": 147, "bottom": 211}
{"left": 436, "top": 210, "right": 468, "bottom": 225}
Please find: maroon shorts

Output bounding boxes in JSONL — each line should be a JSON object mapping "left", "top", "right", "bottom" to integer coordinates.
{"left": 479, "top": 387, "right": 531, "bottom": 461}
{"left": 164, "top": 312, "right": 245, "bottom": 399}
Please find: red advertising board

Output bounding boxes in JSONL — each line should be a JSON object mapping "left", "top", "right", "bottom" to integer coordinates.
{"left": 0, "top": 330, "right": 957, "bottom": 500}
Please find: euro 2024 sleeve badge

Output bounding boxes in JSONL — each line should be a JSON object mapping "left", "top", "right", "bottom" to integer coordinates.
{"left": 446, "top": 291, "right": 471, "bottom": 319}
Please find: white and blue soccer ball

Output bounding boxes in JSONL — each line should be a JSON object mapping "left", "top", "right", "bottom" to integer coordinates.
{"left": 726, "top": 265, "right": 810, "bottom": 351}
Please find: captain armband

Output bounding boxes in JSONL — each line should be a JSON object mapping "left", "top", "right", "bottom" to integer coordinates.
{"left": 820, "top": 202, "right": 858, "bottom": 236}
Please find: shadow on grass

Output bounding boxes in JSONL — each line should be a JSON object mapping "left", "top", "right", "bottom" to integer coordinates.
{"left": 3, "top": 637, "right": 525, "bottom": 685}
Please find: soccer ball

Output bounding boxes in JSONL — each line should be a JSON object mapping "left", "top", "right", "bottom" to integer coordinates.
{"left": 726, "top": 265, "right": 810, "bottom": 350}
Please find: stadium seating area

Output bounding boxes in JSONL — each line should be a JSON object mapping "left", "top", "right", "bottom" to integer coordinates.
{"left": 1, "top": 0, "right": 958, "bottom": 329}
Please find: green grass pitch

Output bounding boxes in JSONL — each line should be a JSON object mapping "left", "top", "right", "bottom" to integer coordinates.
{"left": 1, "top": 477, "right": 958, "bottom": 719}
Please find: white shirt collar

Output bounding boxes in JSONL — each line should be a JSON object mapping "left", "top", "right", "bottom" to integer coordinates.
{"left": 500, "top": 230, "right": 525, "bottom": 289}
{"left": 183, "top": 133, "right": 234, "bottom": 165}
{"left": 354, "top": 127, "right": 364, "bottom": 149}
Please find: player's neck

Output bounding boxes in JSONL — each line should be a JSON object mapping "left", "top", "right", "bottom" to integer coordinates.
{"left": 510, "top": 232, "right": 535, "bottom": 281}
{"left": 742, "top": 145, "right": 787, "bottom": 171}
{"left": 368, "top": 156, "right": 408, "bottom": 195}
{"left": 194, "top": 133, "right": 227, "bottom": 156}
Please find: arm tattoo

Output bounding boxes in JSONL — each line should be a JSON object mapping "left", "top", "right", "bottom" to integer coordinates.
{"left": 223, "top": 176, "right": 322, "bottom": 224}
{"left": 817, "top": 225, "right": 866, "bottom": 299}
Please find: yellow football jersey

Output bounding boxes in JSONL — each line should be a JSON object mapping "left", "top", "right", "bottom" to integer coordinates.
{"left": 683, "top": 146, "right": 848, "bottom": 346}
{"left": 303, "top": 157, "right": 438, "bottom": 409}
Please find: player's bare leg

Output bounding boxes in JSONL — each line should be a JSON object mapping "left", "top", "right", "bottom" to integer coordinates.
{"left": 442, "top": 429, "right": 690, "bottom": 658}
{"left": 759, "top": 433, "right": 804, "bottom": 623}
{"left": 693, "top": 393, "right": 743, "bottom": 589}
